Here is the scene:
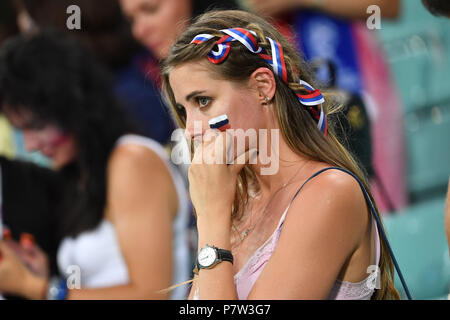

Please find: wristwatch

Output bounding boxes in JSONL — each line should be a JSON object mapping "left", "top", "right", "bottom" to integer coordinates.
{"left": 195, "top": 245, "right": 233, "bottom": 273}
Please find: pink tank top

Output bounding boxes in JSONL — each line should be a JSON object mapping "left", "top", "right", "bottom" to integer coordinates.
{"left": 233, "top": 204, "right": 380, "bottom": 300}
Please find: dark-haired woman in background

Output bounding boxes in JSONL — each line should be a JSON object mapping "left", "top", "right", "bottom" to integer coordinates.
{"left": 14, "top": 0, "right": 175, "bottom": 144}
{"left": 0, "top": 31, "right": 190, "bottom": 299}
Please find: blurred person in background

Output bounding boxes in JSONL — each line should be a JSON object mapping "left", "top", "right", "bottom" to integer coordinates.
{"left": 0, "top": 2, "right": 58, "bottom": 299}
{"left": 0, "top": 31, "right": 190, "bottom": 299}
{"left": 13, "top": 0, "right": 175, "bottom": 144}
{"left": 119, "top": 0, "right": 241, "bottom": 268}
{"left": 243, "top": 0, "right": 407, "bottom": 214}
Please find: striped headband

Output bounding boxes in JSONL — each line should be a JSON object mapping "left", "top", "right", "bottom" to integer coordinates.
{"left": 190, "top": 28, "right": 327, "bottom": 135}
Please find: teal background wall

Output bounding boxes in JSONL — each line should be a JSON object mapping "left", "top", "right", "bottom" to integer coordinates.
{"left": 379, "top": 1, "right": 449, "bottom": 299}
{"left": 378, "top": 0, "right": 450, "bottom": 202}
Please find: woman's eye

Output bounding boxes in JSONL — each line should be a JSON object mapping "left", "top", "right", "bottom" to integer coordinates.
{"left": 197, "top": 97, "right": 211, "bottom": 108}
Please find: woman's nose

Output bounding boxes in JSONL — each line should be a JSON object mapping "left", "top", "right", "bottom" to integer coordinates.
{"left": 132, "top": 15, "right": 152, "bottom": 44}
{"left": 184, "top": 124, "right": 196, "bottom": 140}
{"left": 184, "top": 115, "right": 206, "bottom": 141}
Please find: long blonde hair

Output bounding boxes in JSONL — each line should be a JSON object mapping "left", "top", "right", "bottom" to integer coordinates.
{"left": 161, "top": 9, "right": 400, "bottom": 300}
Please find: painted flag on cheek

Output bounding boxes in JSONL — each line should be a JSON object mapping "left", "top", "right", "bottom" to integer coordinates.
{"left": 209, "top": 114, "right": 231, "bottom": 131}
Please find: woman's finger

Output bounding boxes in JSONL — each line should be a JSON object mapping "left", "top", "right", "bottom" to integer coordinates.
{"left": 192, "top": 129, "right": 221, "bottom": 164}
{"left": 215, "top": 130, "right": 234, "bottom": 165}
{"left": 229, "top": 148, "right": 258, "bottom": 175}
{"left": 2, "top": 228, "right": 12, "bottom": 240}
{"left": 0, "top": 241, "right": 13, "bottom": 260}
{"left": 20, "top": 233, "right": 35, "bottom": 251}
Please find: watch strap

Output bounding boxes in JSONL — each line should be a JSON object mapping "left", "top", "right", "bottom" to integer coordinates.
{"left": 216, "top": 248, "right": 233, "bottom": 264}
{"left": 196, "top": 245, "right": 233, "bottom": 272}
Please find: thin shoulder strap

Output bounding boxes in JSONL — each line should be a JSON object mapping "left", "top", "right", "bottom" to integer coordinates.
{"left": 289, "top": 166, "right": 413, "bottom": 300}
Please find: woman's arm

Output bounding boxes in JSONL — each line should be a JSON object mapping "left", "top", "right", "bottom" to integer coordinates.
{"left": 65, "top": 144, "right": 178, "bottom": 299}
{"left": 247, "top": 169, "right": 369, "bottom": 299}
{"left": 195, "top": 211, "right": 237, "bottom": 300}
{"left": 2, "top": 144, "right": 180, "bottom": 299}
{"left": 187, "top": 133, "right": 252, "bottom": 300}
{"left": 71, "top": 144, "right": 178, "bottom": 299}
{"left": 248, "top": 0, "right": 401, "bottom": 20}
{"left": 305, "top": 0, "right": 400, "bottom": 20}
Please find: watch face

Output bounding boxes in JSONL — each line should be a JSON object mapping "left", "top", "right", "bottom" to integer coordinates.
{"left": 198, "top": 246, "right": 217, "bottom": 267}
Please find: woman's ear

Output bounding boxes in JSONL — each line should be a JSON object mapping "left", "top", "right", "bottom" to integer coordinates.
{"left": 249, "top": 67, "right": 276, "bottom": 104}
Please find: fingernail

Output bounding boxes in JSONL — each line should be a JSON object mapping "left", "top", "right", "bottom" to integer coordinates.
{"left": 2, "top": 228, "right": 12, "bottom": 240}
{"left": 20, "top": 233, "right": 35, "bottom": 248}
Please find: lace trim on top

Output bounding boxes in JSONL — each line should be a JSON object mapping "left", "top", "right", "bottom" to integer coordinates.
{"left": 329, "top": 272, "right": 378, "bottom": 300}
{"left": 233, "top": 206, "right": 289, "bottom": 282}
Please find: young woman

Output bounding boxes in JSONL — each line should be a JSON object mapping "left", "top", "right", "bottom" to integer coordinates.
{"left": 0, "top": 31, "right": 190, "bottom": 299}
{"left": 161, "top": 10, "right": 400, "bottom": 299}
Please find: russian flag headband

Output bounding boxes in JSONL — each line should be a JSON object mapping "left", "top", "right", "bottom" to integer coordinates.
{"left": 190, "top": 28, "right": 327, "bottom": 135}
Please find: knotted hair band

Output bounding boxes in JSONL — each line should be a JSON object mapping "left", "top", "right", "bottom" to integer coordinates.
{"left": 190, "top": 27, "right": 327, "bottom": 136}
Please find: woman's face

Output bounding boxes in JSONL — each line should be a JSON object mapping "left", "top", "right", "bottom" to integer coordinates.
{"left": 168, "top": 61, "right": 268, "bottom": 147}
{"left": 2, "top": 106, "right": 77, "bottom": 169}
{"left": 120, "top": 0, "right": 192, "bottom": 59}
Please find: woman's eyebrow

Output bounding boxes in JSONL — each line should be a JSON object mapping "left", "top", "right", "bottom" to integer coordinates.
{"left": 185, "top": 90, "right": 206, "bottom": 102}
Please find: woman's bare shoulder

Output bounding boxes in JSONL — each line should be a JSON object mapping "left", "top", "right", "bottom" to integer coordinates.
{"left": 285, "top": 165, "right": 369, "bottom": 245}
{"left": 108, "top": 142, "right": 168, "bottom": 171}
{"left": 106, "top": 142, "right": 177, "bottom": 220}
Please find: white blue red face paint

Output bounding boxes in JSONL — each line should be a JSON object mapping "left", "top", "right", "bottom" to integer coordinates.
{"left": 208, "top": 114, "right": 231, "bottom": 131}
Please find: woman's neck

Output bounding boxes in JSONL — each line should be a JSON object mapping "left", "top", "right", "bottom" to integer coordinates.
{"left": 249, "top": 129, "right": 312, "bottom": 198}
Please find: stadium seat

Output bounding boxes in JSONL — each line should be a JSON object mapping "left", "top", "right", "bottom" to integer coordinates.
{"left": 379, "top": 1, "right": 450, "bottom": 201}
{"left": 383, "top": 197, "right": 450, "bottom": 299}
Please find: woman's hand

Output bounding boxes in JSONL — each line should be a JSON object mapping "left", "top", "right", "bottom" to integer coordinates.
{"left": 1, "top": 235, "right": 49, "bottom": 278}
{"left": 0, "top": 240, "right": 38, "bottom": 297}
{"left": 247, "top": 0, "right": 401, "bottom": 20}
{"left": 18, "top": 236, "right": 50, "bottom": 278}
{"left": 188, "top": 131, "right": 254, "bottom": 300}
{"left": 188, "top": 130, "right": 257, "bottom": 223}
